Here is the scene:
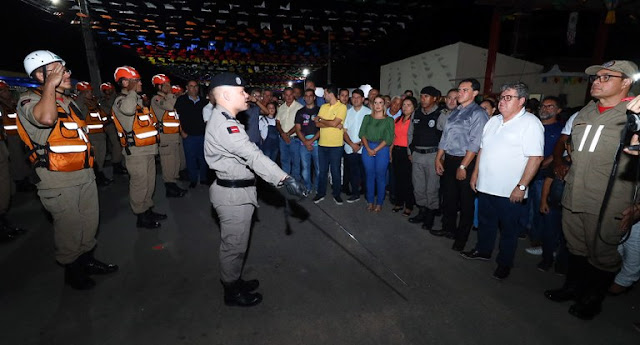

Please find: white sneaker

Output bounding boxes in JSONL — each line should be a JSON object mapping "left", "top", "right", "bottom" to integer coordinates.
{"left": 525, "top": 246, "right": 543, "bottom": 256}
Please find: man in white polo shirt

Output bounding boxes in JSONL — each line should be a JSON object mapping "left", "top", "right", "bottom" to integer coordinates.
{"left": 462, "top": 82, "right": 544, "bottom": 280}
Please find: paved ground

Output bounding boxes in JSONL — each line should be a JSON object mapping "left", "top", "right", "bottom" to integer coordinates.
{"left": 1, "top": 168, "right": 638, "bottom": 345}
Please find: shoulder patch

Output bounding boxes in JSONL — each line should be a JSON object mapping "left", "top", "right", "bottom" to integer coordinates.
{"left": 20, "top": 99, "right": 31, "bottom": 106}
{"left": 227, "top": 126, "right": 240, "bottom": 134}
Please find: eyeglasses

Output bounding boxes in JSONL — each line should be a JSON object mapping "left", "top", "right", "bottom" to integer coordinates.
{"left": 45, "top": 67, "right": 72, "bottom": 75}
{"left": 589, "top": 74, "right": 624, "bottom": 83}
{"left": 498, "top": 95, "right": 522, "bottom": 102}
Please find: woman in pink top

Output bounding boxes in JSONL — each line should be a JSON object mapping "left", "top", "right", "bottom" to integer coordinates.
{"left": 390, "top": 97, "right": 417, "bottom": 216}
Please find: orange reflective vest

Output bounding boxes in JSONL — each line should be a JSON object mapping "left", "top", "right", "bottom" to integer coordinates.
{"left": 111, "top": 104, "right": 159, "bottom": 152}
{"left": 85, "top": 106, "right": 109, "bottom": 134}
{"left": 1, "top": 109, "right": 18, "bottom": 136}
{"left": 152, "top": 108, "right": 181, "bottom": 134}
{"left": 16, "top": 98, "right": 94, "bottom": 172}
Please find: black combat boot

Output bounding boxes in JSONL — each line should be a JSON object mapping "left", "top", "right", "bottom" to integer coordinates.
{"left": 0, "top": 215, "right": 27, "bottom": 238}
{"left": 136, "top": 211, "right": 161, "bottom": 229}
{"left": 147, "top": 209, "right": 167, "bottom": 221}
{"left": 64, "top": 256, "right": 96, "bottom": 290}
{"left": 95, "top": 171, "right": 113, "bottom": 186}
{"left": 568, "top": 264, "right": 616, "bottom": 320}
{"left": 81, "top": 250, "right": 119, "bottom": 275}
{"left": 421, "top": 209, "right": 436, "bottom": 230}
{"left": 544, "top": 253, "right": 587, "bottom": 302}
{"left": 220, "top": 278, "right": 259, "bottom": 292}
{"left": 222, "top": 280, "right": 263, "bottom": 307}
{"left": 408, "top": 206, "right": 426, "bottom": 224}
{"left": 112, "top": 162, "right": 128, "bottom": 175}
{"left": 165, "top": 182, "right": 187, "bottom": 198}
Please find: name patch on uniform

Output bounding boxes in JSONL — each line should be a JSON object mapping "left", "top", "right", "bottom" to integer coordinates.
{"left": 227, "top": 126, "right": 240, "bottom": 134}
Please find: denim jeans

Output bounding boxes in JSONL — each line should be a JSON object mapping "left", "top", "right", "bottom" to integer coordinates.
{"left": 475, "top": 192, "right": 526, "bottom": 267}
{"left": 183, "top": 135, "right": 207, "bottom": 183}
{"left": 345, "top": 152, "right": 364, "bottom": 195}
{"left": 361, "top": 142, "right": 390, "bottom": 205}
{"left": 528, "top": 178, "right": 544, "bottom": 243}
{"left": 615, "top": 222, "right": 640, "bottom": 287}
{"left": 279, "top": 136, "right": 301, "bottom": 181}
{"left": 317, "top": 146, "right": 343, "bottom": 198}
{"left": 299, "top": 142, "right": 319, "bottom": 191}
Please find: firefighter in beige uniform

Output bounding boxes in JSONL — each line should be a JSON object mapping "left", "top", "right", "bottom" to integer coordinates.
{"left": 75, "top": 81, "right": 112, "bottom": 186}
{"left": 111, "top": 66, "right": 167, "bottom": 229}
{"left": 150, "top": 74, "right": 186, "bottom": 198}
{"left": 16, "top": 50, "right": 117, "bottom": 290}
{"left": 0, "top": 97, "right": 27, "bottom": 242}
{"left": 545, "top": 60, "right": 639, "bottom": 320}
{"left": 205, "top": 73, "right": 307, "bottom": 307}
{"left": 99, "top": 82, "right": 127, "bottom": 175}
{"left": 0, "top": 80, "right": 33, "bottom": 191}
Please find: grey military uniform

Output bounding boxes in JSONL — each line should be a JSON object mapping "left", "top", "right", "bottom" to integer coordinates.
{"left": 204, "top": 105, "right": 286, "bottom": 283}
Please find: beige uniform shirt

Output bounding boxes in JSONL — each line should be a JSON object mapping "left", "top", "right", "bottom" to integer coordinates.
{"left": 151, "top": 91, "right": 180, "bottom": 143}
{"left": 16, "top": 89, "right": 94, "bottom": 189}
{"left": 204, "top": 105, "right": 286, "bottom": 207}
{"left": 99, "top": 93, "right": 116, "bottom": 115}
{"left": 112, "top": 89, "right": 158, "bottom": 156}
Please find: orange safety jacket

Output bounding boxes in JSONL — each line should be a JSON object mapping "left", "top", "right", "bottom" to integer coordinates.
{"left": 1, "top": 109, "right": 19, "bottom": 136}
{"left": 111, "top": 104, "right": 159, "bottom": 154}
{"left": 85, "top": 106, "right": 109, "bottom": 134}
{"left": 15, "top": 95, "right": 94, "bottom": 172}
{"left": 152, "top": 107, "right": 181, "bottom": 134}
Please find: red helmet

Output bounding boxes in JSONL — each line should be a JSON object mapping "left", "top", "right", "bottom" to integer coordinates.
{"left": 171, "top": 85, "right": 183, "bottom": 94}
{"left": 0, "top": 80, "right": 9, "bottom": 89}
{"left": 76, "top": 81, "right": 92, "bottom": 91}
{"left": 100, "top": 82, "right": 114, "bottom": 92}
{"left": 114, "top": 66, "right": 140, "bottom": 82}
{"left": 151, "top": 74, "right": 170, "bottom": 85}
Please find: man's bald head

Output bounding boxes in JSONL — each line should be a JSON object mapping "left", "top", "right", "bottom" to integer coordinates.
{"left": 212, "top": 85, "right": 249, "bottom": 116}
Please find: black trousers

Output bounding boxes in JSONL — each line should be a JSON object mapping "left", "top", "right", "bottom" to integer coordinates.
{"left": 392, "top": 146, "right": 415, "bottom": 208}
{"left": 441, "top": 154, "right": 476, "bottom": 244}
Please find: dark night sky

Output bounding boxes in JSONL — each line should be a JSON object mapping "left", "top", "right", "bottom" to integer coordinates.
{"left": 3, "top": 0, "right": 640, "bottom": 90}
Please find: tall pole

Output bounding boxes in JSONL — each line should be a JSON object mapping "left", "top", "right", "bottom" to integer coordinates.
{"left": 483, "top": 8, "right": 501, "bottom": 95}
{"left": 79, "top": 0, "right": 102, "bottom": 91}
{"left": 327, "top": 32, "right": 332, "bottom": 85}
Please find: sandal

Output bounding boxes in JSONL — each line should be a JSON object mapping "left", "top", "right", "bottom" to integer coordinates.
{"left": 367, "top": 203, "right": 374, "bottom": 212}
{"left": 374, "top": 205, "right": 382, "bottom": 213}
{"left": 392, "top": 206, "right": 403, "bottom": 213}
{"left": 402, "top": 208, "right": 413, "bottom": 217}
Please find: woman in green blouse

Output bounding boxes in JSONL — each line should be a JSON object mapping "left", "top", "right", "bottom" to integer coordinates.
{"left": 358, "top": 96, "right": 395, "bottom": 212}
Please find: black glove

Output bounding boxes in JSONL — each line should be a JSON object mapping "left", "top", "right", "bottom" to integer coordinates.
{"left": 282, "top": 176, "right": 308, "bottom": 198}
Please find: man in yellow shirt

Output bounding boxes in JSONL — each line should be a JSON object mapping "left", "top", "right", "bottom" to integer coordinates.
{"left": 313, "top": 85, "right": 347, "bottom": 204}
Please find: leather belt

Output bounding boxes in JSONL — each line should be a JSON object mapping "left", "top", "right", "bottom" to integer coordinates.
{"left": 216, "top": 178, "right": 256, "bottom": 188}
{"left": 413, "top": 147, "right": 438, "bottom": 154}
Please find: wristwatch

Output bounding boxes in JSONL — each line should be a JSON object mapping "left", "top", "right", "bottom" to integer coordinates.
{"left": 458, "top": 164, "right": 466, "bottom": 170}
{"left": 517, "top": 184, "right": 527, "bottom": 191}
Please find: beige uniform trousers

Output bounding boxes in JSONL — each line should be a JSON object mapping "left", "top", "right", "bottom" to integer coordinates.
{"left": 0, "top": 142, "right": 10, "bottom": 214}
{"left": 104, "top": 123, "right": 123, "bottom": 165}
{"left": 88, "top": 132, "right": 107, "bottom": 171}
{"left": 158, "top": 133, "right": 181, "bottom": 183}
{"left": 6, "top": 135, "right": 30, "bottom": 181}
{"left": 37, "top": 180, "right": 99, "bottom": 264}
{"left": 563, "top": 207, "right": 624, "bottom": 272}
{"left": 124, "top": 153, "right": 156, "bottom": 214}
{"left": 215, "top": 202, "right": 256, "bottom": 282}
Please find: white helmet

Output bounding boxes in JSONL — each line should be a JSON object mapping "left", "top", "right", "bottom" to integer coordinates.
{"left": 24, "top": 50, "right": 65, "bottom": 77}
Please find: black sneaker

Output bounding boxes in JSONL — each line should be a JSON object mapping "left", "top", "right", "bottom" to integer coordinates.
{"left": 493, "top": 265, "right": 511, "bottom": 280}
{"left": 347, "top": 195, "right": 360, "bottom": 203}
{"left": 537, "top": 259, "right": 553, "bottom": 272}
{"left": 313, "top": 195, "right": 325, "bottom": 204}
{"left": 333, "top": 195, "right": 343, "bottom": 205}
{"left": 460, "top": 250, "right": 491, "bottom": 261}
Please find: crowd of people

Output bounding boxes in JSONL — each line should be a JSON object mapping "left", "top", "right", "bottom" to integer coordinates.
{"left": 0, "top": 50, "right": 639, "bottom": 325}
